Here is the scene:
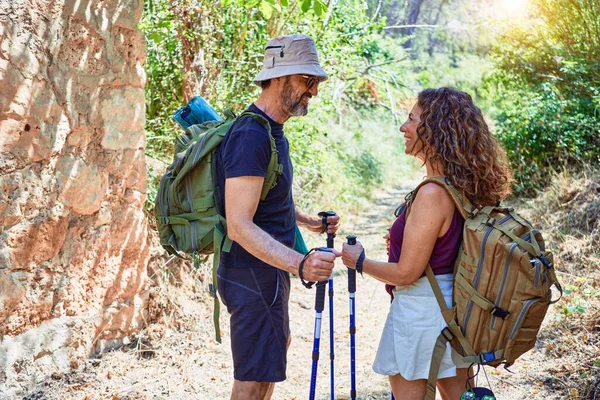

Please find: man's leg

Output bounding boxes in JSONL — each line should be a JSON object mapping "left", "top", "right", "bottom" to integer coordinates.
{"left": 231, "top": 380, "right": 273, "bottom": 400}
{"left": 263, "top": 382, "right": 276, "bottom": 400}
{"left": 219, "top": 268, "right": 291, "bottom": 400}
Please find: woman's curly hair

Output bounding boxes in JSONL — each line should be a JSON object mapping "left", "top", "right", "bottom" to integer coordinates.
{"left": 416, "top": 87, "right": 513, "bottom": 207}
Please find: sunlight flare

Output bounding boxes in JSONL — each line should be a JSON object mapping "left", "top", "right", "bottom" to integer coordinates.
{"left": 500, "top": 0, "right": 529, "bottom": 14}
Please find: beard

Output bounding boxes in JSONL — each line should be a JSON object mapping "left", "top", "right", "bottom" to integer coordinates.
{"left": 281, "top": 80, "right": 310, "bottom": 116}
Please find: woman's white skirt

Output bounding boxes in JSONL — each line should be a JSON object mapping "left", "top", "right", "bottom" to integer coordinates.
{"left": 372, "top": 274, "right": 468, "bottom": 380}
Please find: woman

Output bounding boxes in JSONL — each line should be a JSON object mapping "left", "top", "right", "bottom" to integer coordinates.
{"left": 341, "top": 88, "right": 512, "bottom": 399}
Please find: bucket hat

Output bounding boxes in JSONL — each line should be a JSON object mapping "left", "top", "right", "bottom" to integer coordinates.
{"left": 253, "top": 34, "right": 328, "bottom": 86}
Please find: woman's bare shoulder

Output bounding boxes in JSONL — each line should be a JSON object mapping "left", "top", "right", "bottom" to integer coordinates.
{"left": 412, "top": 182, "right": 455, "bottom": 211}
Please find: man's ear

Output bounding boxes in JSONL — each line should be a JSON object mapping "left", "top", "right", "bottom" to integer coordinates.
{"left": 271, "top": 76, "right": 285, "bottom": 88}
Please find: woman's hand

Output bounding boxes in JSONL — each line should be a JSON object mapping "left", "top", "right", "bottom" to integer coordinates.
{"left": 341, "top": 240, "right": 364, "bottom": 270}
{"left": 384, "top": 231, "right": 390, "bottom": 255}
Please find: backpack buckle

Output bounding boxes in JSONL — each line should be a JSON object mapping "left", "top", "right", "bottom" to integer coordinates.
{"left": 536, "top": 254, "right": 554, "bottom": 269}
{"left": 441, "top": 327, "right": 454, "bottom": 342}
{"left": 479, "top": 352, "right": 497, "bottom": 364}
{"left": 468, "top": 206, "right": 479, "bottom": 219}
{"left": 208, "top": 283, "right": 217, "bottom": 298}
{"left": 490, "top": 306, "right": 509, "bottom": 319}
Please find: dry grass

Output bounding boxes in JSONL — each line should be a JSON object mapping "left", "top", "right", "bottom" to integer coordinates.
{"left": 20, "top": 167, "right": 600, "bottom": 399}
{"left": 513, "top": 167, "right": 600, "bottom": 399}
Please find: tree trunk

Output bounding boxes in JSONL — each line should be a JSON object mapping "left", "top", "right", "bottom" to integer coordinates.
{"left": 428, "top": 0, "right": 447, "bottom": 56}
{"left": 175, "top": 1, "right": 224, "bottom": 104}
{"left": 403, "top": 0, "right": 424, "bottom": 49}
{"left": 385, "top": 0, "right": 406, "bottom": 28}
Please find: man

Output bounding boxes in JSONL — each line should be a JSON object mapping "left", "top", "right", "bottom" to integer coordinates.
{"left": 215, "top": 34, "right": 341, "bottom": 399}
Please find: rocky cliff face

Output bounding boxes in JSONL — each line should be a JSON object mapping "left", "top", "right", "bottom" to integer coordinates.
{"left": 0, "top": 0, "right": 149, "bottom": 396}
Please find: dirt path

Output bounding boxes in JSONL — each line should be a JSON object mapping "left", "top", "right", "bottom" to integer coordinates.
{"left": 29, "top": 182, "right": 562, "bottom": 400}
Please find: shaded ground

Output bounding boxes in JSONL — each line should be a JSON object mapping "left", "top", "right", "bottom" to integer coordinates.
{"left": 21, "top": 176, "right": 599, "bottom": 399}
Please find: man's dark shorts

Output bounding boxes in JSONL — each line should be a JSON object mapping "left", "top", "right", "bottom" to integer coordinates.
{"left": 217, "top": 266, "right": 291, "bottom": 382}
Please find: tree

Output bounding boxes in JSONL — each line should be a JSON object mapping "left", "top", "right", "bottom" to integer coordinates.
{"left": 403, "top": 0, "right": 424, "bottom": 48}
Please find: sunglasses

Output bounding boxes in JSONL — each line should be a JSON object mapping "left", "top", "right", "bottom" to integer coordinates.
{"left": 300, "top": 75, "right": 320, "bottom": 89}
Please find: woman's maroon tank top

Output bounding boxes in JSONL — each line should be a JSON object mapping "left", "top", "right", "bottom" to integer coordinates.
{"left": 388, "top": 202, "right": 464, "bottom": 275}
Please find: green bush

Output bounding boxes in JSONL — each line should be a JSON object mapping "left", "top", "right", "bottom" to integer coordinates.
{"left": 139, "top": 0, "right": 184, "bottom": 160}
{"left": 483, "top": 0, "right": 600, "bottom": 195}
{"left": 488, "top": 82, "right": 599, "bottom": 195}
{"left": 349, "top": 150, "right": 384, "bottom": 188}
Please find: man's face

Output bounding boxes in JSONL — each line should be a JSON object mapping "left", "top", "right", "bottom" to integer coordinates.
{"left": 280, "top": 74, "right": 320, "bottom": 117}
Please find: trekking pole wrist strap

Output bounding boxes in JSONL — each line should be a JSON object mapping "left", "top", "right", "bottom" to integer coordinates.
{"left": 299, "top": 248, "right": 317, "bottom": 289}
{"left": 356, "top": 250, "right": 365, "bottom": 275}
{"left": 321, "top": 215, "right": 328, "bottom": 233}
{"left": 300, "top": 247, "right": 334, "bottom": 289}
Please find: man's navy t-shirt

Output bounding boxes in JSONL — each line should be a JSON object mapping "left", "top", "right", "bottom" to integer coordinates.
{"left": 215, "top": 104, "right": 295, "bottom": 269}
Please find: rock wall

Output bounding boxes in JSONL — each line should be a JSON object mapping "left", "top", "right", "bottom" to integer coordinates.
{"left": 0, "top": 0, "right": 149, "bottom": 396}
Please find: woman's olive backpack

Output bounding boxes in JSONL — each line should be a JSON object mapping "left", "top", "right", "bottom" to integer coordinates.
{"left": 154, "top": 109, "right": 282, "bottom": 343}
{"left": 407, "top": 177, "right": 563, "bottom": 400}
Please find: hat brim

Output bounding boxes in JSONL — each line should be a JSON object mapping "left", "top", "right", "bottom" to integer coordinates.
{"left": 253, "top": 64, "right": 328, "bottom": 86}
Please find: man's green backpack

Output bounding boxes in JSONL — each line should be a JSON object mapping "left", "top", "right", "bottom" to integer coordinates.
{"left": 154, "top": 109, "right": 283, "bottom": 342}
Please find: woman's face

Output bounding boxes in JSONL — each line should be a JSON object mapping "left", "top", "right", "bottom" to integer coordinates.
{"left": 400, "top": 103, "right": 423, "bottom": 156}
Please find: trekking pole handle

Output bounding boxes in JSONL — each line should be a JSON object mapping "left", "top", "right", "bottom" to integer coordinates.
{"left": 315, "top": 281, "right": 327, "bottom": 312}
{"left": 318, "top": 210, "right": 337, "bottom": 248}
{"left": 346, "top": 236, "right": 357, "bottom": 293}
{"left": 314, "top": 246, "right": 332, "bottom": 311}
{"left": 347, "top": 235, "right": 357, "bottom": 246}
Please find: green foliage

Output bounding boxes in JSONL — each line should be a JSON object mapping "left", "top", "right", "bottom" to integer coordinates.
{"left": 556, "top": 282, "right": 599, "bottom": 319}
{"left": 484, "top": 82, "right": 599, "bottom": 195}
{"left": 406, "top": 52, "right": 494, "bottom": 100}
{"left": 348, "top": 150, "right": 384, "bottom": 188}
{"left": 139, "top": 0, "right": 184, "bottom": 160}
{"left": 140, "top": 0, "right": 415, "bottom": 223}
{"left": 483, "top": 0, "right": 600, "bottom": 195}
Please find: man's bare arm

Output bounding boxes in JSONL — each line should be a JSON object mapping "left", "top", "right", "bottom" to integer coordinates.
{"left": 295, "top": 208, "right": 340, "bottom": 234}
{"left": 225, "top": 176, "right": 338, "bottom": 282}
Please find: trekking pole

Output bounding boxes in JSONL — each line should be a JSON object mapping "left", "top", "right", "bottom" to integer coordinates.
{"left": 346, "top": 235, "right": 358, "bottom": 399}
{"left": 318, "top": 210, "right": 337, "bottom": 400}
{"left": 384, "top": 228, "right": 395, "bottom": 400}
{"left": 309, "top": 247, "right": 333, "bottom": 400}
{"left": 389, "top": 296, "right": 395, "bottom": 400}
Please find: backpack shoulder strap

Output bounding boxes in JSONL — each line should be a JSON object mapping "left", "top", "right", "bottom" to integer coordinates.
{"left": 238, "top": 111, "right": 271, "bottom": 134}
{"left": 406, "top": 176, "right": 475, "bottom": 220}
{"left": 237, "top": 111, "right": 284, "bottom": 200}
